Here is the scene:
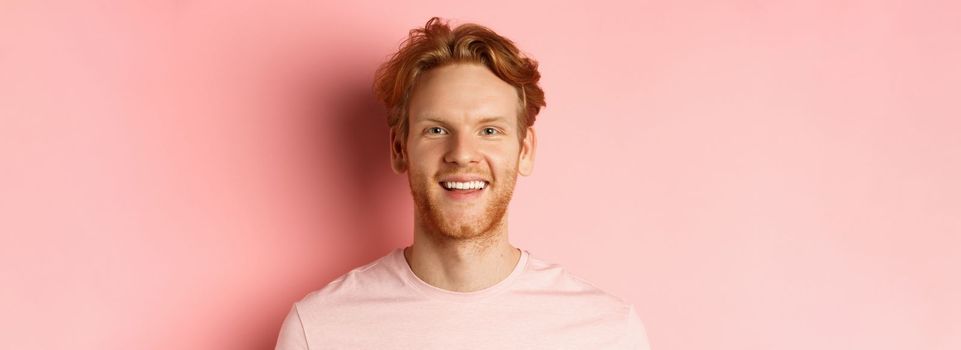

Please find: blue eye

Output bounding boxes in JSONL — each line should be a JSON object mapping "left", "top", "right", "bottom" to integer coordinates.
{"left": 482, "top": 127, "right": 499, "bottom": 135}
{"left": 427, "top": 127, "right": 447, "bottom": 135}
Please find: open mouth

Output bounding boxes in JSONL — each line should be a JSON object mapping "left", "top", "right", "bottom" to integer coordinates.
{"left": 438, "top": 180, "right": 489, "bottom": 192}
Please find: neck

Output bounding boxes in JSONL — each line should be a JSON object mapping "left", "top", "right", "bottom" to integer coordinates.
{"left": 404, "top": 214, "right": 521, "bottom": 292}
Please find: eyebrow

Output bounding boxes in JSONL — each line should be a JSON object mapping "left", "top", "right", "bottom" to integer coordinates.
{"left": 418, "top": 116, "right": 510, "bottom": 125}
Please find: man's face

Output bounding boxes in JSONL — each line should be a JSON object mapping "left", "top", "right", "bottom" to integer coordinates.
{"left": 389, "top": 63, "right": 536, "bottom": 241}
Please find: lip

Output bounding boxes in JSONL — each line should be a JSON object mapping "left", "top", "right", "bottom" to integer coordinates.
{"left": 441, "top": 185, "right": 485, "bottom": 200}
{"left": 437, "top": 175, "right": 490, "bottom": 183}
{"left": 437, "top": 177, "right": 489, "bottom": 201}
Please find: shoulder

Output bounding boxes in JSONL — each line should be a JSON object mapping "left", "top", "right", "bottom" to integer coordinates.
{"left": 293, "top": 249, "right": 405, "bottom": 310}
{"left": 520, "top": 253, "right": 652, "bottom": 348}
{"left": 520, "top": 253, "right": 635, "bottom": 313}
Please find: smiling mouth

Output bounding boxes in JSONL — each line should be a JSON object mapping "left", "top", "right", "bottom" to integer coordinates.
{"left": 438, "top": 181, "right": 489, "bottom": 192}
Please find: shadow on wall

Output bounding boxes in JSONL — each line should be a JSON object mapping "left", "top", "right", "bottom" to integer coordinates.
{"left": 327, "top": 67, "right": 404, "bottom": 263}
{"left": 236, "top": 44, "right": 407, "bottom": 349}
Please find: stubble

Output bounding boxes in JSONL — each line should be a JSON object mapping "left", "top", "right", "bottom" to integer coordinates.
{"left": 409, "top": 168, "right": 517, "bottom": 244}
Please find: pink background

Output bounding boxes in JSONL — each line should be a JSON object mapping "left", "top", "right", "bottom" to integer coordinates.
{"left": 2, "top": 1, "right": 959, "bottom": 349}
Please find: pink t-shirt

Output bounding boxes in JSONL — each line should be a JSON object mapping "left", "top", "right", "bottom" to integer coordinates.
{"left": 274, "top": 247, "right": 651, "bottom": 349}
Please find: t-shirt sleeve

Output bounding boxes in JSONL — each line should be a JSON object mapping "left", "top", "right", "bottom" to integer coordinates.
{"left": 274, "top": 304, "right": 309, "bottom": 350}
{"left": 626, "top": 304, "right": 652, "bottom": 350}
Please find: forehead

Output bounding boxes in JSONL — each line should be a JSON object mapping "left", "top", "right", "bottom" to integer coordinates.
{"left": 408, "top": 63, "right": 519, "bottom": 125}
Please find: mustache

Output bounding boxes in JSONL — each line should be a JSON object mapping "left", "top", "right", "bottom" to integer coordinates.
{"left": 434, "top": 170, "right": 491, "bottom": 180}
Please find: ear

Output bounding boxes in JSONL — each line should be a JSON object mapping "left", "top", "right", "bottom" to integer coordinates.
{"left": 518, "top": 126, "right": 536, "bottom": 176}
{"left": 389, "top": 128, "right": 408, "bottom": 174}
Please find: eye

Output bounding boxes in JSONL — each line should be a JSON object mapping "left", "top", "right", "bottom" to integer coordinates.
{"left": 426, "top": 127, "right": 447, "bottom": 135}
{"left": 481, "top": 127, "right": 500, "bottom": 136}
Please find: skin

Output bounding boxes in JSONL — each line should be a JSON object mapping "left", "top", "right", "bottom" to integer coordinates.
{"left": 389, "top": 62, "right": 537, "bottom": 292}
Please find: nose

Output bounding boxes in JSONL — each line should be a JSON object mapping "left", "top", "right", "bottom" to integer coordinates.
{"left": 443, "top": 131, "right": 481, "bottom": 166}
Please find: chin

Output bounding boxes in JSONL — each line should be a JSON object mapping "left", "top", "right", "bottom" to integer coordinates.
{"left": 430, "top": 211, "right": 492, "bottom": 239}
{"left": 411, "top": 179, "right": 513, "bottom": 241}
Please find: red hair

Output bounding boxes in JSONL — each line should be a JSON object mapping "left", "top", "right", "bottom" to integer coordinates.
{"left": 373, "top": 17, "right": 546, "bottom": 142}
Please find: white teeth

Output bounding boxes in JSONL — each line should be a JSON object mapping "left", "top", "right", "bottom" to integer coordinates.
{"left": 443, "top": 181, "right": 487, "bottom": 190}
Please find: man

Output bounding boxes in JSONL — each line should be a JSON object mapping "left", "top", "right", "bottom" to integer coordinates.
{"left": 275, "top": 17, "right": 651, "bottom": 349}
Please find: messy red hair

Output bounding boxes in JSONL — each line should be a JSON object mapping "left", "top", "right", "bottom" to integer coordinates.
{"left": 373, "top": 17, "right": 546, "bottom": 143}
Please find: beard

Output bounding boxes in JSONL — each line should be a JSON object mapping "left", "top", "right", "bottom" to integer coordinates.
{"left": 408, "top": 167, "right": 517, "bottom": 242}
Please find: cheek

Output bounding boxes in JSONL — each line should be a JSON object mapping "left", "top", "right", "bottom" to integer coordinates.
{"left": 409, "top": 143, "right": 456, "bottom": 169}
{"left": 405, "top": 146, "right": 431, "bottom": 169}
{"left": 406, "top": 149, "right": 441, "bottom": 184}
{"left": 487, "top": 145, "right": 521, "bottom": 167}
{"left": 407, "top": 142, "right": 442, "bottom": 160}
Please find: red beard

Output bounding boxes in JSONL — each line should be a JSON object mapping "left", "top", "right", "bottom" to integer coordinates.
{"left": 408, "top": 168, "right": 517, "bottom": 241}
